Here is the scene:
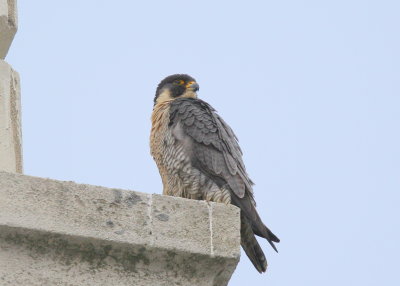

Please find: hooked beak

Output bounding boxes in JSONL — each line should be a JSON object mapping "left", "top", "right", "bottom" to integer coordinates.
{"left": 186, "top": 81, "right": 199, "bottom": 92}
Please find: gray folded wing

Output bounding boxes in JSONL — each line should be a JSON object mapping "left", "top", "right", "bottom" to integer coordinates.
{"left": 169, "top": 98, "right": 254, "bottom": 201}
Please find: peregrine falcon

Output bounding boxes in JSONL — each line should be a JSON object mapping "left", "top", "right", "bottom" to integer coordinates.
{"left": 150, "top": 74, "right": 279, "bottom": 273}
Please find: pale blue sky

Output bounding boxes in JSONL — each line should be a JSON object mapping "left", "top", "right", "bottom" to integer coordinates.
{"left": 7, "top": 1, "right": 400, "bottom": 285}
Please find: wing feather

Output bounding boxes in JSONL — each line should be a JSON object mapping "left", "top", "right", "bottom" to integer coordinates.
{"left": 170, "top": 98, "right": 253, "bottom": 199}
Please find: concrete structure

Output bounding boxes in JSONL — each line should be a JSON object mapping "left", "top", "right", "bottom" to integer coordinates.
{"left": 0, "top": 61, "right": 22, "bottom": 173}
{"left": 0, "top": 0, "right": 22, "bottom": 173}
{"left": 0, "top": 1, "right": 241, "bottom": 285}
{"left": 0, "top": 0, "right": 17, "bottom": 59}
{"left": 0, "top": 172, "right": 241, "bottom": 285}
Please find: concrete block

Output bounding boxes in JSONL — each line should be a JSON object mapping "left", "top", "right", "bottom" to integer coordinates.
{"left": 211, "top": 202, "right": 241, "bottom": 258}
{"left": 151, "top": 193, "right": 211, "bottom": 254}
{"left": 0, "top": 172, "right": 240, "bottom": 285}
{"left": 0, "top": 0, "right": 18, "bottom": 59}
{"left": 0, "top": 60, "right": 22, "bottom": 173}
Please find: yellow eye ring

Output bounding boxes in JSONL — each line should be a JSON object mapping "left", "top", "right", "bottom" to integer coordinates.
{"left": 173, "top": 80, "right": 184, "bottom": 85}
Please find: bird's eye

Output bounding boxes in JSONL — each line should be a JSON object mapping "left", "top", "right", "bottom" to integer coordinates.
{"left": 173, "top": 80, "right": 184, "bottom": 85}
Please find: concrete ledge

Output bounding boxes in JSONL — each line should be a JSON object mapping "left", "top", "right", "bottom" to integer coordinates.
{"left": 0, "top": 60, "right": 22, "bottom": 173}
{"left": 0, "top": 172, "right": 240, "bottom": 285}
{"left": 0, "top": 0, "right": 18, "bottom": 59}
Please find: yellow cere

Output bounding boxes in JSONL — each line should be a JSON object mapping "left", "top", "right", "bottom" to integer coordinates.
{"left": 186, "top": 81, "right": 195, "bottom": 88}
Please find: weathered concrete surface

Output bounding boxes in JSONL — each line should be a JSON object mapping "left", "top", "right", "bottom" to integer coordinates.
{"left": 0, "top": 60, "right": 22, "bottom": 173}
{"left": 0, "top": 172, "right": 240, "bottom": 285}
{"left": 0, "top": 0, "right": 18, "bottom": 59}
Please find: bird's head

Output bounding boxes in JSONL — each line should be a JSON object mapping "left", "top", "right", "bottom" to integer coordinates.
{"left": 154, "top": 74, "right": 199, "bottom": 105}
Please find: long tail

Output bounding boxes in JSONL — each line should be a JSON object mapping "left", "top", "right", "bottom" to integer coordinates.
{"left": 232, "top": 193, "right": 279, "bottom": 247}
{"left": 240, "top": 212, "right": 268, "bottom": 273}
{"left": 231, "top": 192, "right": 280, "bottom": 272}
